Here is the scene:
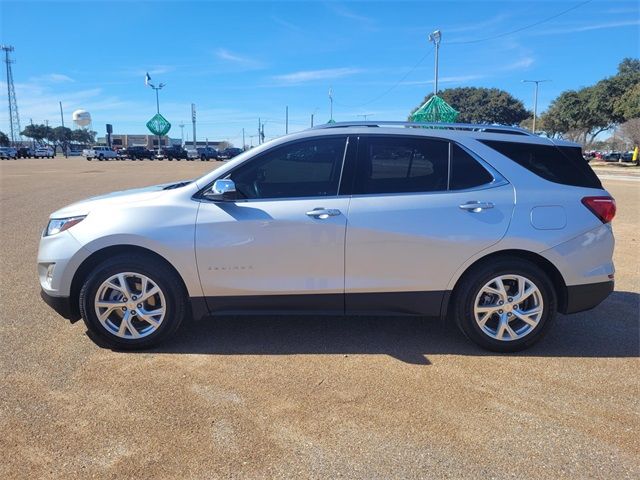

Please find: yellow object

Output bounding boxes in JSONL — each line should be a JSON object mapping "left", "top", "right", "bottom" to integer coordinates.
{"left": 633, "top": 146, "right": 638, "bottom": 162}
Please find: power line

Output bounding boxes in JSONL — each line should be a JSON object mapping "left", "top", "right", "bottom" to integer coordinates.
{"left": 328, "top": 0, "right": 593, "bottom": 111}
{"left": 448, "top": 0, "right": 594, "bottom": 45}
{"left": 333, "top": 48, "right": 434, "bottom": 109}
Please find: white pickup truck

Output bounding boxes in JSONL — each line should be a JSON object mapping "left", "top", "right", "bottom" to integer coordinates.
{"left": 82, "top": 146, "right": 118, "bottom": 161}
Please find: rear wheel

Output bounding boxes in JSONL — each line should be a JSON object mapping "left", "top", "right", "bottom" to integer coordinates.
{"left": 79, "top": 254, "right": 187, "bottom": 349}
{"left": 452, "top": 258, "right": 556, "bottom": 352}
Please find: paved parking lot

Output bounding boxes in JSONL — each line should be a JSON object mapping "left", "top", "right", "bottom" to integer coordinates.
{"left": 1, "top": 157, "right": 638, "bottom": 479}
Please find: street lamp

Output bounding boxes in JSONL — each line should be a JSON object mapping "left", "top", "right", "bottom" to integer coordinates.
{"left": 522, "top": 79, "right": 550, "bottom": 134}
{"left": 429, "top": 30, "right": 442, "bottom": 95}
{"left": 328, "top": 87, "right": 334, "bottom": 122}
{"left": 147, "top": 79, "right": 165, "bottom": 154}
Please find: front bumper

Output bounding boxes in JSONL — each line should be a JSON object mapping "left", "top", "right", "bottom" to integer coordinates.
{"left": 561, "top": 280, "right": 614, "bottom": 314}
{"left": 40, "top": 289, "right": 80, "bottom": 321}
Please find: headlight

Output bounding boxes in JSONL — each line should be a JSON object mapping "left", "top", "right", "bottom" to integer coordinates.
{"left": 44, "top": 216, "right": 86, "bottom": 236}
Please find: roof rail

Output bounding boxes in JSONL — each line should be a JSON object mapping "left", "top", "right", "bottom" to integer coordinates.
{"left": 311, "top": 121, "right": 532, "bottom": 136}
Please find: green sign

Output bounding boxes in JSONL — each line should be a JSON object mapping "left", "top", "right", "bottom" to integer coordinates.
{"left": 146, "top": 113, "right": 171, "bottom": 136}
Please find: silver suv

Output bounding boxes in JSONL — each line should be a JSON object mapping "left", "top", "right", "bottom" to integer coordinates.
{"left": 38, "top": 122, "right": 615, "bottom": 352}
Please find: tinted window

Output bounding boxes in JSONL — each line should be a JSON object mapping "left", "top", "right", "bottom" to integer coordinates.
{"left": 230, "top": 137, "right": 347, "bottom": 199}
{"left": 354, "top": 137, "right": 449, "bottom": 194}
{"left": 481, "top": 140, "right": 602, "bottom": 189}
{"left": 450, "top": 144, "right": 494, "bottom": 190}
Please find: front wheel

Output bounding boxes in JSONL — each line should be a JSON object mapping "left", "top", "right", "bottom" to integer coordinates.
{"left": 79, "top": 254, "right": 188, "bottom": 349}
{"left": 452, "top": 258, "right": 556, "bottom": 352}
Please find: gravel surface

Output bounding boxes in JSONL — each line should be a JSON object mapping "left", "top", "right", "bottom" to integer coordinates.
{"left": 1, "top": 157, "right": 638, "bottom": 479}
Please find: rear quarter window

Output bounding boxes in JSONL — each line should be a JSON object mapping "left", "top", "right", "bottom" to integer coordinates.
{"left": 450, "top": 144, "right": 494, "bottom": 190}
{"left": 480, "top": 140, "right": 602, "bottom": 189}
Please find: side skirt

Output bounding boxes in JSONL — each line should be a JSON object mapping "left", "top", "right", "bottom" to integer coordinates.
{"left": 191, "top": 291, "right": 449, "bottom": 319}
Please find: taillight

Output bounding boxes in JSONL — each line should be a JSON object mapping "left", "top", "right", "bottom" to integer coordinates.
{"left": 581, "top": 196, "right": 616, "bottom": 223}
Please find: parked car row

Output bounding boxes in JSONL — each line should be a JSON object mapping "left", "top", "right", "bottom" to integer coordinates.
{"left": 0, "top": 146, "right": 55, "bottom": 159}
{"left": 82, "top": 145, "right": 244, "bottom": 161}
{"left": 584, "top": 150, "right": 637, "bottom": 163}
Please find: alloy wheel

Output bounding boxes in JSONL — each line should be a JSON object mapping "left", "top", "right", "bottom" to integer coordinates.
{"left": 94, "top": 272, "right": 166, "bottom": 339}
{"left": 473, "top": 274, "right": 544, "bottom": 341}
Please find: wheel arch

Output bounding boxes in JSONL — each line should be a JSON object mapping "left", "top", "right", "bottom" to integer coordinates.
{"left": 69, "top": 244, "right": 197, "bottom": 320}
{"left": 444, "top": 249, "right": 568, "bottom": 320}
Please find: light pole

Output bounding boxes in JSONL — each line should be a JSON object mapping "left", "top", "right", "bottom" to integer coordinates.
{"left": 522, "top": 79, "right": 550, "bottom": 134}
{"left": 328, "top": 87, "right": 334, "bottom": 122}
{"left": 191, "top": 103, "right": 196, "bottom": 149}
{"left": 429, "top": 30, "right": 442, "bottom": 95}
{"left": 147, "top": 80, "right": 165, "bottom": 153}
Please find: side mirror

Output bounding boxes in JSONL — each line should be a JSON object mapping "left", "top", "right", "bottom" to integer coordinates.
{"left": 205, "top": 179, "right": 237, "bottom": 201}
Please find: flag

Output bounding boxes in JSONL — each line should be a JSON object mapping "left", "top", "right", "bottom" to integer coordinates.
{"left": 145, "top": 72, "right": 151, "bottom": 86}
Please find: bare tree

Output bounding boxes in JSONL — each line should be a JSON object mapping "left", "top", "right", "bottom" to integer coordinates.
{"left": 618, "top": 119, "right": 640, "bottom": 148}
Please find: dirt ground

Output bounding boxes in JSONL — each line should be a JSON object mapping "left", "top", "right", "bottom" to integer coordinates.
{"left": 1, "top": 157, "right": 638, "bottom": 479}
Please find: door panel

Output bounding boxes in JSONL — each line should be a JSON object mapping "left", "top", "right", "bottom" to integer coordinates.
{"left": 345, "top": 184, "right": 514, "bottom": 298}
{"left": 195, "top": 135, "right": 351, "bottom": 314}
{"left": 196, "top": 198, "right": 349, "bottom": 311}
{"left": 344, "top": 135, "right": 515, "bottom": 315}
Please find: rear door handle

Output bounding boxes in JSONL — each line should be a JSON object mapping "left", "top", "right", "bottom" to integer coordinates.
{"left": 306, "top": 208, "right": 341, "bottom": 219}
{"left": 459, "top": 201, "right": 494, "bottom": 212}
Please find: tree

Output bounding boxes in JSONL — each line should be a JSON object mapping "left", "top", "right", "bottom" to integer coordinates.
{"left": 20, "top": 124, "right": 53, "bottom": 144}
{"left": 614, "top": 83, "right": 640, "bottom": 119}
{"left": 410, "top": 87, "right": 530, "bottom": 125}
{"left": 70, "top": 129, "right": 96, "bottom": 144}
{"left": 618, "top": 119, "right": 640, "bottom": 148}
{"left": 617, "top": 57, "right": 640, "bottom": 76}
{"left": 540, "top": 58, "right": 640, "bottom": 143}
{"left": 0, "top": 131, "right": 9, "bottom": 146}
{"left": 49, "top": 126, "right": 74, "bottom": 154}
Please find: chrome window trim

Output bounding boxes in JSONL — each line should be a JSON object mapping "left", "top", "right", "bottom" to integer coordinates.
{"left": 348, "top": 181, "right": 509, "bottom": 200}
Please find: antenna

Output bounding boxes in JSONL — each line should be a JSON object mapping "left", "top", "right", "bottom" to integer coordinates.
{"left": 1, "top": 45, "right": 22, "bottom": 145}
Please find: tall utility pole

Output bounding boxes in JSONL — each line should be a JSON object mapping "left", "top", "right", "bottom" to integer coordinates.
{"left": 59, "top": 101, "right": 65, "bottom": 127}
{"left": 285, "top": 105, "right": 289, "bottom": 134}
{"left": 522, "top": 79, "right": 550, "bottom": 134}
{"left": 179, "top": 122, "right": 185, "bottom": 146}
{"left": 310, "top": 113, "right": 314, "bottom": 127}
{"left": 191, "top": 103, "right": 196, "bottom": 149}
{"left": 428, "top": 30, "right": 442, "bottom": 95}
{"left": 2, "top": 45, "right": 21, "bottom": 145}
{"left": 258, "top": 117, "right": 261, "bottom": 144}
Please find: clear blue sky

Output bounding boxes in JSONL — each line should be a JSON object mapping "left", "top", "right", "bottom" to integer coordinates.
{"left": 1, "top": 0, "right": 638, "bottom": 145}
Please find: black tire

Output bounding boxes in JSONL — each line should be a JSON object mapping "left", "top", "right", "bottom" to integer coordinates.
{"left": 452, "top": 257, "right": 557, "bottom": 352}
{"left": 79, "top": 254, "right": 188, "bottom": 349}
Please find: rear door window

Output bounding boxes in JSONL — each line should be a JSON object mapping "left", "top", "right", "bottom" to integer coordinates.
{"left": 354, "top": 137, "right": 449, "bottom": 194}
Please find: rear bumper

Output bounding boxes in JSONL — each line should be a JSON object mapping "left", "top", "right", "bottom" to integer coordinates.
{"left": 561, "top": 280, "right": 614, "bottom": 314}
{"left": 40, "top": 289, "right": 80, "bottom": 322}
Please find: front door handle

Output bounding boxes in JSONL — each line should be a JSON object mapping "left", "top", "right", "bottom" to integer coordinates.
{"left": 459, "top": 201, "right": 495, "bottom": 212}
{"left": 306, "top": 208, "right": 341, "bottom": 219}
